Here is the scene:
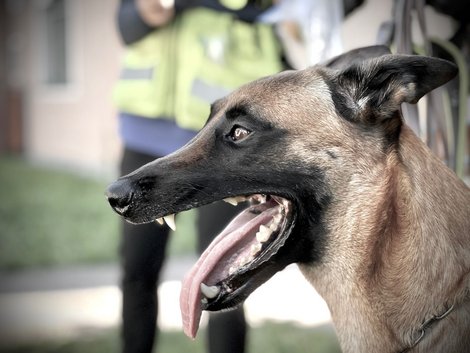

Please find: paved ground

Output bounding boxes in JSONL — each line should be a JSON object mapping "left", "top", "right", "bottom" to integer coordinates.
{"left": 0, "top": 256, "right": 332, "bottom": 347}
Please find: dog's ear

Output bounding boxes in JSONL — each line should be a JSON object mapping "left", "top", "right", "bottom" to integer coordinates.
{"left": 323, "top": 45, "right": 391, "bottom": 70}
{"left": 329, "top": 54, "right": 458, "bottom": 122}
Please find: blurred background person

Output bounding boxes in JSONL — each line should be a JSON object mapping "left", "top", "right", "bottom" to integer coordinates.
{"left": 112, "top": 0, "right": 285, "bottom": 352}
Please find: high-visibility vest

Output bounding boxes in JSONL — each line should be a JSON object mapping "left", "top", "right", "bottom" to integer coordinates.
{"left": 113, "top": 6, "right": 283, "bottom": 131}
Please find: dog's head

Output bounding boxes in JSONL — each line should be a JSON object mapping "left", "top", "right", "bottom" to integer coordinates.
{"left": 106, "top": 46, "right": 457, "bottom": 338}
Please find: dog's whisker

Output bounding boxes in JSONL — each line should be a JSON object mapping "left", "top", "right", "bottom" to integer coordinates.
{"left": 181, "top": 182, "right": 212, "bottom": 197}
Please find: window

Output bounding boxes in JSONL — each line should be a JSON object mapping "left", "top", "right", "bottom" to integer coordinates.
{"left": 43, "top": 0, "right": 67, "bottom": 84}
{"left": 33, "top": 0, "right": 82, "bottom": 98}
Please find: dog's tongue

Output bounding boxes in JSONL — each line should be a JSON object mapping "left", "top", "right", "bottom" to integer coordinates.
{"left": 180, "top": 206, "right": 277, "bottom": 338}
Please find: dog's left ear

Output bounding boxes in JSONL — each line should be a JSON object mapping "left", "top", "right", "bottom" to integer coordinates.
{"left": 323, "top": 45, "right": 391, "bottom": 70}
{"left": 330, "top": 54, "right": 458, "bottom": 122}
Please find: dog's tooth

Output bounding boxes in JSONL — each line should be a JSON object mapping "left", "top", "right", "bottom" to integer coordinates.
{"left": 270, "top": 214, "right": 283, "bottom": 230}
{"left": 229, "top": 266, "right": 237, "bottom": 275}
{"left": 251, "top": 243, "right": 262, "bottom": 256}
{"left": 239, "top": 256, "right": 250, "bottom": 267}
{"left": 256, "top": 231, "right": 270, "bottom": 243}
{"left": 269, "top": 222, "right": 278, "bottom": 231}
{"left": 259, "top": 224, "right": 269, "bottom": 233}
{"left": 201, "top": 297, "right": 208, "bottom": 304}
{"left": 256, "top": 224, "right": 272, "bottom": 243}
{"left": 200, "top": 283, "right": 220, "bottom": 299}
{"left": 155, "top": 218, "right": 164, "bottom": 225}
{"left": 224, "top": 283, "right": 233, "bottom": 293}
{"left": 163, "top": 214, "right": 176, "bottom": 231}
{"left": 223, "top": 197, "right": 239, "bottom": 206}
{"left": 223, "top": 196, "right": 248, "bottom": 206}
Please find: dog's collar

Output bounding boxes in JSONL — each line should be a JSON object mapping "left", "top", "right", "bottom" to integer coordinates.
{"left": 399, "top": 303, "right": 455, "bottom": 353}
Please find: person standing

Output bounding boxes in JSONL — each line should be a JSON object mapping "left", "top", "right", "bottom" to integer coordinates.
{"left": 113, "top": 0, "right": 285, "bottom": 352}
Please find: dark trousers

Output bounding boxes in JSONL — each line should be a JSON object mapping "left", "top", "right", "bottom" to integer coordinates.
{"left": 120, "top": 147, "right": 246, "bottom": 353}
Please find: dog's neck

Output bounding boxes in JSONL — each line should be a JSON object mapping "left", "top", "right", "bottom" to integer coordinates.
{"left": 300, "top": 126, "right": 470, "bottom": 352}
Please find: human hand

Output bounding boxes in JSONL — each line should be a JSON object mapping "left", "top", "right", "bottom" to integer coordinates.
{"left": 136, "top": 0, "right": 175, "bottom": 27}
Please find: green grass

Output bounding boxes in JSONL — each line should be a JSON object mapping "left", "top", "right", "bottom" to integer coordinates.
{"left": 0, "top": 156, "right": 197, "bottom": 269}
{"left": 0, "top": 156, "right": 120, "bottom": 269}
{"left": 0, "top": 322, "right": 341, "bottom": 353}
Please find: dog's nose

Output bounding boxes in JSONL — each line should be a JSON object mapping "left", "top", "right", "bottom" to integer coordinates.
{"left": 105, "top": 179, "right": 134, "bottom": 216}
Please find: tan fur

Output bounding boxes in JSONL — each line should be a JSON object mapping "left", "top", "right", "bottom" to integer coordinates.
{"left": 106, "top": 48, "right": 469, "bottom": 351}
{"left": 225, "top": 70, "right": 470, "bottom": 352}
{"left": 297, "top": 122, "right": 470, "bottom": 352}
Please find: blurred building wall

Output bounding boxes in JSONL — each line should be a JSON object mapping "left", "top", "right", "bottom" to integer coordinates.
{"left": 3, "top": 0, "right": 123, "bottom": 177}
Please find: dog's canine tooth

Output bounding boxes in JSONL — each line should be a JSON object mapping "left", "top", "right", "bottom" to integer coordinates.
{"left": 229, "top": 266, "right": 236, "bottom": 275}
{"left": 256, "top": 224, "right": 272, "bottom": 243}
{"left": 200, "top": 283, "right": 220, "bottom": 299}
{"left": 163, "top": 214, "right": 176, "bottom": 231}
{"left": 155, "top": 218, "right": 164, "bottom": 225}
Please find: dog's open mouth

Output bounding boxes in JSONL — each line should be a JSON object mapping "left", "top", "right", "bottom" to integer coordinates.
{"left": 178, "top": 194, "right": 295, "bottom": 338}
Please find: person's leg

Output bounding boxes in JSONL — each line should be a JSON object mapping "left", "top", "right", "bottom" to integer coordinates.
{"left": 198, "top": 201, "right": 247, "bottom": 353}
{"left": 205, "top": 309, "right": 247, "bottom": 353}
{"left": 120, "top": 148, "right": 170, "bottom": 353}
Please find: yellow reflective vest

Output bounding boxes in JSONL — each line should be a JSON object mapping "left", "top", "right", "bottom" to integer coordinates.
{"left": 113, "top": 6, "right": 283, "bottom": 131}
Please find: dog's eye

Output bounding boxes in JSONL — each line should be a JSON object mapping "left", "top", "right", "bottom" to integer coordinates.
{"left": 228, "top": 125, "right": 251, "bottom": 142}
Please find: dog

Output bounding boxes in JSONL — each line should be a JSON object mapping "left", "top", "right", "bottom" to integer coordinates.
{"left": 106, "top": 46, "right": 470, "bottom": 352}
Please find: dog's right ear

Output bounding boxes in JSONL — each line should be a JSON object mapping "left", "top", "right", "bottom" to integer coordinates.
{"left": 328, "top": 54, "right": 458, "bottom": 123}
